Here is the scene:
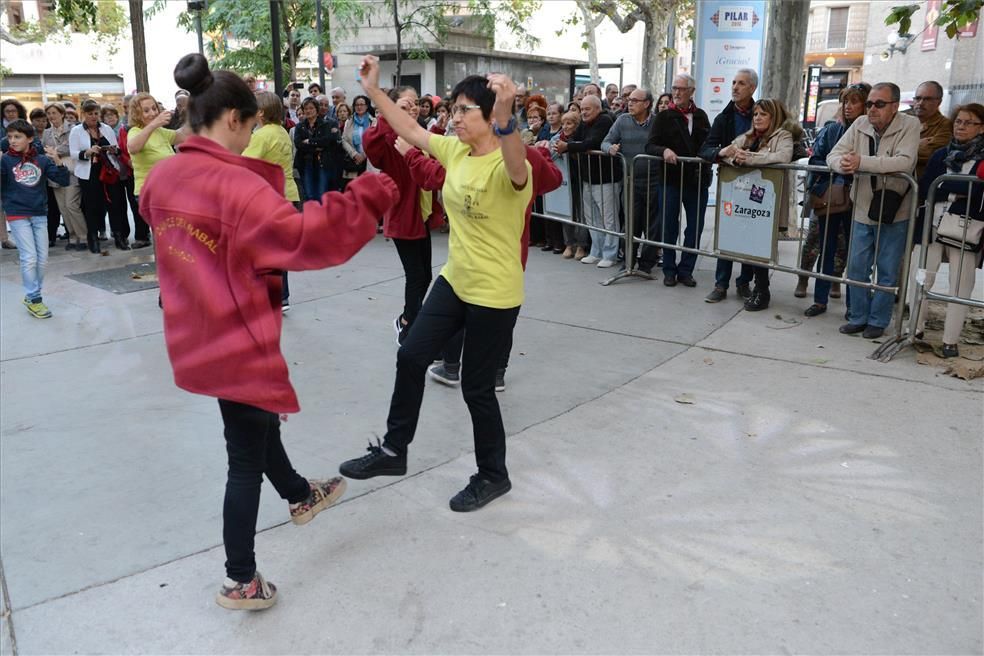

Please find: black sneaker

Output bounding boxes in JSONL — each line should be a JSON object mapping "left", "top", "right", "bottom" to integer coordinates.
{"left": 677, "top": 274, "right": 697, "bottom": 287}
{"left": 704, "top": 287, "right": 727, "bottom": 303}
{"left": 494, "top": 368, "right": 506, "bottom": 393}
{"left": 839, "top": 322, "right": 866, "bottom": 335}
{"left": 339, "top": 440, "right": 407, "bottom": 480}
{"left": 736, "top": 282, "right": 752, "bottom": 300}
{"left": 449, "top": 474, "right": 512, "bottom": 512}
{"left": 862, "top": 325, "right": 885, "bottom": 340}
{"left": 743, "top": 288, "right": 770, "bottom": 311}
{"left": 428, "top": 362, "right": 460, "bottom": 386}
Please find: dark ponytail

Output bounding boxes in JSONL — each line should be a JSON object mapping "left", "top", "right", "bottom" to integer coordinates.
{"left": 173, "top": 53, "right": 257, "bottom": 132}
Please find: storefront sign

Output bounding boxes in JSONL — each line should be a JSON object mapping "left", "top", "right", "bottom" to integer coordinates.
{"left": 803, "top": 65, "right": 822, "bottom": 127}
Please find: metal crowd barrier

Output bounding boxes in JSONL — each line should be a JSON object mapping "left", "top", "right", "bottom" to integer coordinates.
{"left": 872, "top": 173, "right": 984, "bottom": 362}
{"left": 536, "top": 149, "right": 629, "bottom": 265}
{"left": 532, "top": 153, "right": 921, "bottom": 362}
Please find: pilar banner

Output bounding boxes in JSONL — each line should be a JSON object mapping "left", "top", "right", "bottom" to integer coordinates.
{"left": 694, "top": 0, "right": 767, "bottom": 125}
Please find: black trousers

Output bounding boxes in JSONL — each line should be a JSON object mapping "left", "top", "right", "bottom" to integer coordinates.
{"left": 441, "top": 328, "right": 512, "bottom": 371}
{"left": 125, "top": 178, "right": 151, "bottom": 241}
{"left": 393, "top": 231, "right": 433, "bottom": 327}
{"left": 218, "top": 399, "right": 310, "bottom": 583}
{"left": 383, "top": 276, "right": 520, "bottom": 482}
{"left": 46, "top": 187, "right": 61, "bottom": 242}
{"left": 79, "top": 177, "right": 128, "bottom": 239}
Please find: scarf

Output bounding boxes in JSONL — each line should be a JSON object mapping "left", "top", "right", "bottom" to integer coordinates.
{"left": 734, "top": 101, "right": 753, "bottom": 118}
{"left": 747, "top": 129, "right": 769, "bottom": 153}
{"left": 14, "top": 143, "right": 37, "bottom": 163}
{"left": 943, "top": 135, "right": 984, "bottom": 172}
{"left": 352, "top": 113, "right": 371, "bottom": 152}
{"left": 669, "top": 101, "right": 695, "bottom": 115}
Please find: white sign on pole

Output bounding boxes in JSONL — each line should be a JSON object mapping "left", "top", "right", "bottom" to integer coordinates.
{"left": 715, "top": 166, "right": 782, "bottom": 262}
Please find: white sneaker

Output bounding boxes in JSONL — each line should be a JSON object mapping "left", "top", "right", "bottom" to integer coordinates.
{"left": 580, "top": 255, "right": 600, "bottom": 264}
{"left": 597, "top": 259, "right": 615, "bottom": 268}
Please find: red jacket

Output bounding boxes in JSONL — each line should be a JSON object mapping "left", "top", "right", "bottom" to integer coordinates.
{"left": 403, "top": 143, "right": 562, "bottom": 269}
{"left": 139, "top": 135, "right": 398, "bottom": 413}
{"left": 362, "top": 116, "right": 428, "bottom": 240}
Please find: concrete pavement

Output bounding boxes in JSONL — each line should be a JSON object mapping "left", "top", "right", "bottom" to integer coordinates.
{"left": 1, "top": 230, "right": 981, "bottom": 654}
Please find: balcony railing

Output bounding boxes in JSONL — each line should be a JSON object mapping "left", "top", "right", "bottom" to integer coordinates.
{"left": 805, "top": 29, "right": 867, "bottom": 52}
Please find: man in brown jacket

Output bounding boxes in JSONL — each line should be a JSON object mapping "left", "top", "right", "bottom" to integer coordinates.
{"left": 905, "top": 80, "right": 952, "bottom": 179}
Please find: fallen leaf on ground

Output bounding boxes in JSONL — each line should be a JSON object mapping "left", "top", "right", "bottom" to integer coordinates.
{"left": 674, "top": 393, "right": 696, "bottom": 404}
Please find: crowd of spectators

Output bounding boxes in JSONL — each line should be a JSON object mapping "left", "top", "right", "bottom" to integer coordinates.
{"left": 3, "top": 68, "right": 982, "bottom": 354}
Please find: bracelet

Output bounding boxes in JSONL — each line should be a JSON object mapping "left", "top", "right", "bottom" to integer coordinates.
{"left": 494, "top": 116, "right": 517, "bottom": 137}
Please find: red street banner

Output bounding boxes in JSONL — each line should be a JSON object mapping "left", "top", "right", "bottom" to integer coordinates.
{"left": 922, "top": 0, "right": 941, "bottom": 51}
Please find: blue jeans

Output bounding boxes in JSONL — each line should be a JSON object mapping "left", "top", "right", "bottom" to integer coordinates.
{"left": 714, "top": 257, "right": 753, "bottom": 290}
{"left": 660, "top": 184, "right": 709, "bottom": 277}
{"left": 814, "top": 210, "right": 852, "bottom": 305}
{"left": 8, "top": 215, "right": 49, "bottom": 301}
{"left": 300, "top": 166, "right": 330, "bottom": 202}
{"left": 846, "top": 220, "right": 909, "bottom": 329}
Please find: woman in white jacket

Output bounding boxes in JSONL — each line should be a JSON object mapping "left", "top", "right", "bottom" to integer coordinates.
{"left": 69, "top": 99, "right": 128, "bottom": 253}
{"left": 720, "top": 98, "right": 795, "bottom": 312}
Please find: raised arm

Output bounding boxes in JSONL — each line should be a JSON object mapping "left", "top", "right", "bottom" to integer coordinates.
{"left": 127, "top": 111, "right": 172, "bottom": 154}
{"left": 486, "top": 73, "right": 528, "bottom": 188}
{"left": 358, "top": 55, "right": 433, "bottom": 152}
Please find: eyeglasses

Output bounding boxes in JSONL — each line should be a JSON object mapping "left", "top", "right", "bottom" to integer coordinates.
{"left": 671, "top": 86, "right": 692, "bottom": 93}
{"left": 450, "top": 104, "right": 481, "bottom": 116}
{"left": 912, "top": 96, "right": 941, "bottom": 102}
{"left": 865, "top": 100, "right": 898, "bottom": 109}
{"left": 627, "top": 98, "right": 647, "bottom": 103}
{"left": 954, "top": 119, "right": 983, "bottom": 127}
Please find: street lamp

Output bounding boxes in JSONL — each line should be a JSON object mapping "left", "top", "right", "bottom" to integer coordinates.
{"left": 880, "top": 31, "right": 914, "bottom": 60}
{"left": 187, "top": 0, "right": 206, "bottom": 56}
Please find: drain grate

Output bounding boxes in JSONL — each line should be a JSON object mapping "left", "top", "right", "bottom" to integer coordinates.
{"left": 66, "top": 262, "right": 159, "bottom": 294}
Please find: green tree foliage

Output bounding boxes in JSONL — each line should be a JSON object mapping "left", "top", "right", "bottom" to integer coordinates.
{"left": 1, "top": 0, "right": 128, "bottom": 54}
{"left": 388, "top": 0, "right": 540, "bottom": 82}
{"left": 886, "top": 0, "right": 983, "bottom": 39}
{"left": 173, "top": 0, "right": 367, "bottom": 81}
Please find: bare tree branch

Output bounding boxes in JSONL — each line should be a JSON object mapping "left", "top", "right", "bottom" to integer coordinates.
{"left": 589, "top": 0, "right": 645, "bottom": 33}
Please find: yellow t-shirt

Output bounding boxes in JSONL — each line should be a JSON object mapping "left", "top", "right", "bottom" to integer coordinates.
{"left": 242, "top": 123, "right": 300, "bottom": 202}
{"left": 129, "top": 125, "right": 176, "bottom": 196}
{"left": 428, "top": 134, "right": 532, "bottom": 309}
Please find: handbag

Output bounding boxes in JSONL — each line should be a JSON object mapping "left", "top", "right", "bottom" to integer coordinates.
{"left": 98, "top": 158, "right": 120, "bottom": 185}
{"left": 866, "top": 135, "right": 909, "bottom": 224}
{"left": 936, "top": 212, "right": 984, "bottom": 252}
{"left": 809, "top": 182, "right": 852, "bottom": 214}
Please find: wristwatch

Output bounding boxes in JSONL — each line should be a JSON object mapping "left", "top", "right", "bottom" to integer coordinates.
{"left": 494, "top": 116, "right": 517, "bottom": 137}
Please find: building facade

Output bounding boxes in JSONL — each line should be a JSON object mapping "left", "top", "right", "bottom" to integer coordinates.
{"left": 859, "top": 0, "right": 982, "bottom": 111}
{"left": 803, "top": 0, "right": 869, "bottom": 103}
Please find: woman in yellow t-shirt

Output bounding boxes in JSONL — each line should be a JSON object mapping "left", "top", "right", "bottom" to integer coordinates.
{"left": 243, "top": 92, "right": 300, "bottom": 312}
{"left": 339, "top": 56, "right": 532, "bottom": 513}
{"left": 126, "top": 92, "right": 187, "bottom": 248}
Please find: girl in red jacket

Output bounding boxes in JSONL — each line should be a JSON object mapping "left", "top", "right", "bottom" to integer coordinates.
{"left": 139, "top": 54, "right": 399, "bottom": 611}
{"left": 362, "top": 87, "right": 435, "bottom": 345}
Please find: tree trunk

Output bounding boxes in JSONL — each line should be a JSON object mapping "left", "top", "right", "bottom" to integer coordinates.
{"left": 761, "top": 0, "right": 810, "bottom": 118}
{"left": 576, "top": 0, "right": 603, "bottom": 83}
{"left": 393, "top": 0, "right": 402, "bottom": 87}
{"left": 640, "top": 13, "right": 670, "bottom": 95}
{"left": 284, "top": 18, "right": 296, "bottom": 83}
{"left": 128, "top": 0, "right": 149, "bottom": 92}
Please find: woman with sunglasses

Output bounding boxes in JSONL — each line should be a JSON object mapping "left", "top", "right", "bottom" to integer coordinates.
{"left": 913, "top": 103, "right": 984, "bottom": 358}
{"left": 339, "top": 57, "right": 532, "bottom": 513}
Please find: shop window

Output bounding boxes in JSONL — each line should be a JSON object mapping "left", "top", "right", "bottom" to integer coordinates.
{"left": 827, "top": 7, "right": 849, "bottom": 49}
{"left": 6, "top": 1, "right": 25, "bottom": 26}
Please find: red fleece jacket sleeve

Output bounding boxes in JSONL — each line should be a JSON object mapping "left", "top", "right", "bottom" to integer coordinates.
{"left": 530, "top": 145, "right": 562, "bottom": 196}
{"left": 362, "top": 118, "right": 396, "bottom": 170}
{"left": 237, "top": 172, "right": 399, "bottom": 272}
{"left": 404, "top": 148, "right": 447, "bottom": 191}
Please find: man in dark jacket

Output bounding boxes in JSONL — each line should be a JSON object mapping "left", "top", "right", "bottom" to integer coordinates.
{"left": 699, "top": 68, "right": 757, "bottom": 302}
{"left": 556, "top": 95, "right": 623, "bottom": 266}
{"left": 638, "top": 73, "right": 711, "bottom": 285}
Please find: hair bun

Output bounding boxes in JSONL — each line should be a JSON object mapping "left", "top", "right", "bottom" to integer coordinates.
{"left": 174, "top": 53, "right": 214, "bottom": 96}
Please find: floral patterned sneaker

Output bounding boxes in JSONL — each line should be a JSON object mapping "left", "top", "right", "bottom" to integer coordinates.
{"left": 289, "top": 477, "right": 347, "bottom": 526}
{"left": 215, "top": 571, "right": 277, "bottom": 610}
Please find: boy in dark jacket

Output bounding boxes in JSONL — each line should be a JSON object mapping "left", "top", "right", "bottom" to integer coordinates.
{"left": 1, "top": 120, "right": 70, "bottom": 318}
